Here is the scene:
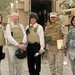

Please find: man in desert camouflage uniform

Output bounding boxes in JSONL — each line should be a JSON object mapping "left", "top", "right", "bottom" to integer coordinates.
{"left": 45, "top": 12, "right": 65, "bottom": 75}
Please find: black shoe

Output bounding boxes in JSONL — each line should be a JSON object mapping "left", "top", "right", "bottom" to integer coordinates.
{"left": 35, "top": 73, "right": 40, "bottom": 75}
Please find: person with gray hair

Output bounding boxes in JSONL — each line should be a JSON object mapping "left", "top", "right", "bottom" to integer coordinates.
{"left": 6, "top": 12, "right": 27, "bottom": 75}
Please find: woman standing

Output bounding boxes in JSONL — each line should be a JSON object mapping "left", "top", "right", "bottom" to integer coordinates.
{"left": 0, "top": 14, "right": 5, "bottom": 74}
{"left": 65, "top": 16, "right": 75, "bottom": 75}
{"left": 26, "top": 12, "right": 45, "bottom": 75}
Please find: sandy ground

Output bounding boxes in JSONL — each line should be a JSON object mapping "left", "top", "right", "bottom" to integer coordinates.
{"left": 0, "top": 46, "right": 73, "bottom": 75}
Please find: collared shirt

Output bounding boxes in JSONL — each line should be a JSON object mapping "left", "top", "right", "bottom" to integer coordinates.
{"left": 26, "top": 23, "right": 45, "bottom": 50}
{"left": 6, "top": 22, "right": 27, "bottom": 46}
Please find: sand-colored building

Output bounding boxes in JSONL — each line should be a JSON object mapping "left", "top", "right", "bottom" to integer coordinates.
{"left": 12, "top": 0, "right": 53, "bottom": 27}
{"left": 11, "top": 0, "right": 75, "bottom": 29}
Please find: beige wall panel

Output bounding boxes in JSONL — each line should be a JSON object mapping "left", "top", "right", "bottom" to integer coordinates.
{"left": 18, "top": 10, "right": 29, "bottom": 28}
{"left": 15, "top": 2, "right": 24, "bottom": 9}
{"left": 58, "top": 0, "right": 64, "bottom": 3}
{"left": 56, "top": 1, "right": 60, "bottom": 12}
{"left": 73, "top": 10, "right": 75, "bottom": 15}
{"left": 71, "top": 11, "right": 74, "bottom": 15}
{"left": 24, "top": 0, "right": 29, "bottom": 11}
{"left": 64, "top": 15, "right": 69, "bottom": 25}
{"left": 18, "top": 0, "right": 24, "bottom": 2}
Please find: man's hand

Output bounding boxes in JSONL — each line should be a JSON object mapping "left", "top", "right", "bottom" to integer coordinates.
{"left": 60, "top": 45, "right": 65, "bottom": 50}
{"left": 64, "top": 50, "right": 67, "bottom": 56}
{"left": 39, "top": 50, "right": 44, "bottom": 54}
{"left": 17, "top": 44, "right": 25, "bottom": 50}
{"left": 60, "top": 46, "right": 67, "bottom": 56}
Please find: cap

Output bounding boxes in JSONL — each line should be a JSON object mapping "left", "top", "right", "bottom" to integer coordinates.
{"left": 50, "top": 12, "right": 57, "bottom": 18}
{"left": 29, "top": 12, "right": 38, "bottom": 20}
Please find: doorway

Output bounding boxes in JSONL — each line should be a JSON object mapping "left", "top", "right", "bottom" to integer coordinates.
{"left": 31, "top": 0, "right": 52, "bottom": 27}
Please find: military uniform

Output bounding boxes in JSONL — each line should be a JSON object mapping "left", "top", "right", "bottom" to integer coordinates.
{"left": 0, "top": 24, "right": 5, "bottom": 75}
{"left": 66, "top": 26, "right": 75, "bottom": 75}
{"left": 45, "top": 12, "right": 64, "bottom": 75}
{"left": 0, "top": 24, "right": 5, "bottom": 59}
{"left": 6, "top": 22, "right": 27, "bottom": 75}
{"left": 0, "top": 24, "right": 5, "bottom": 46}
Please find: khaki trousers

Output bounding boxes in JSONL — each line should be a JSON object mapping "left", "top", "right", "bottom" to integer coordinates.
{"left": 47, "top": 50, "right": 63, "bottom": 75}
{"left": 7, "top": 45, "right": 23, "bottom": 75}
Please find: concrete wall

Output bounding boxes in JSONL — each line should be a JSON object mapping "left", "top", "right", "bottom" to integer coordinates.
{"left": 13, "top": 0, "right": 72, "bottom": 28}
{"left": 13, "top": 0, "right": 30, "bottom": 28}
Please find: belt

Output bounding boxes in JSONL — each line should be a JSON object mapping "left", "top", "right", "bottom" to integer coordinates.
{"left": 28, "top": 42, "right": 40, "bottom": 44}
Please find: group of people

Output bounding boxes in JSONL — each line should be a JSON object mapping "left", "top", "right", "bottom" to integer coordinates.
{"left": 0, "top": 11, "right": 75, "bottom": 75}
{"left": 0, "top": 12, "right": 44, "bottom": 75}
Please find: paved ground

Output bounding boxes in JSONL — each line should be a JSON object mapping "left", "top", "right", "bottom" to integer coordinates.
{"left": 0, "top": 46, "right": 73, "bottom": 75}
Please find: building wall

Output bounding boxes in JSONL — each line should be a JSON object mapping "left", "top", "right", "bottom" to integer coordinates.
{"left": 12, "top": 0, "right": 30, "bottom": 28}
{"left": 13, "top": 0, "right": 70, "bottom": 28}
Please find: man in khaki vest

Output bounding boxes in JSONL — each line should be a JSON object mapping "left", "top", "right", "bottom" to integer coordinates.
{"left": 45, "top": 12, "right": 65, "bottom": 75}
{"left": 6, "top": 12, "right": 27, "bottom": 75}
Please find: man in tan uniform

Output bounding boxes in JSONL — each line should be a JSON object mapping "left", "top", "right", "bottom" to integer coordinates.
{"left": 6, "top": 12, "right": 27, "bottom": 75}
{"left": 45, "top": 12, "right": 65, "bottom": 75}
